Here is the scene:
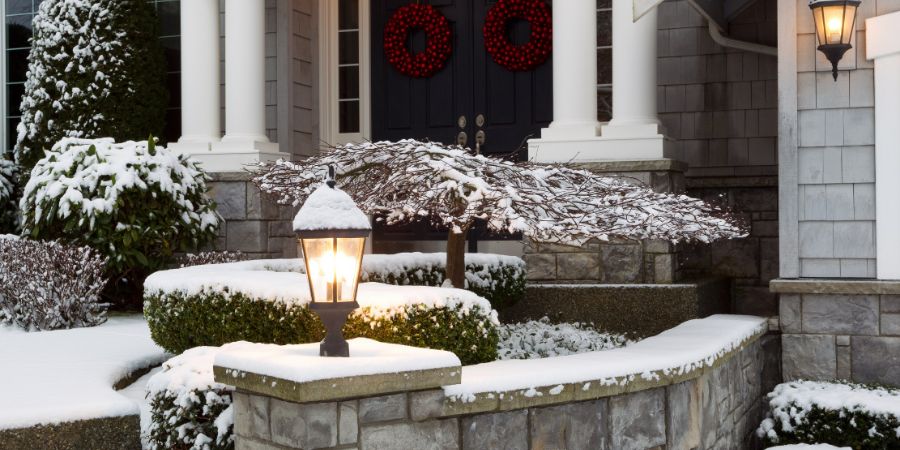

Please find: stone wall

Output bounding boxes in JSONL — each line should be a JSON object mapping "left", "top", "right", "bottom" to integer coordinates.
{"left": 206, "top": 173, "right": 299, "bottom": 259}
{"left": 228, "top": 333, "right": 781, "bottom": 450}
{"left": 775, "top": 280, "right": 900, "bottom": 386}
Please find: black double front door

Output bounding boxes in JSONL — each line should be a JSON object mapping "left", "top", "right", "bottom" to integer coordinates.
{"left": 371, "top": 0, "right": 553, "bottom": 158}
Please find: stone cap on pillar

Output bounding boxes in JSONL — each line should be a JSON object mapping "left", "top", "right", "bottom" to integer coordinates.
{"left": 213, "top": 338, "right": 462, "bottom": 403}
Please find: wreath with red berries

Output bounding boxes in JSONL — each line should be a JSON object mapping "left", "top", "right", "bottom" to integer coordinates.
{"left": 483, "top": 0, "right": 552, "bottom": 71}
{"left": 383, "top": 3, "right": 452, "bottom": 78}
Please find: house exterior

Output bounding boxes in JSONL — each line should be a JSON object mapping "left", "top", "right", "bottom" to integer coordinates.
{"left": 2, "top": 0, "right": 899, "bottom": 386}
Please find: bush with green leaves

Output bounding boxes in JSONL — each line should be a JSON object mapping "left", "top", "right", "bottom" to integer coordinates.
{"left": 143, "top": 259, "right": 500, "bottom": 365}
{"left": 20, "top": 138, "right": 220, "bottom": 301}
{"left": 15, "top": 0, "right": 167, "bottom": 171}
{"left": 757, "top": 380, "right": 900, "bottom": 450}
{"left": 360, "top": 253, "right": 525, "bottom": 310}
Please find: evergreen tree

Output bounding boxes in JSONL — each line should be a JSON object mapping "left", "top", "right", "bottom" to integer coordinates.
{"left": 0, "top": 154, "right": 15, "bottom": 233}
{"left": 14, "top": 0, "right": 168, "bottom": 171}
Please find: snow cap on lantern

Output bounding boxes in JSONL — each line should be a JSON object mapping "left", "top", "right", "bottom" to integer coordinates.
{"left": 292, "top": 172, "right": 372, "bottom": 236}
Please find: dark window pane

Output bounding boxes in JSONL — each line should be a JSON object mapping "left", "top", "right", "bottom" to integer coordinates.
{"left": 338, "top": 31, "right": 358, "bottom": 65}
{"left": 166, "top": 72, "right": 181, "bottom": 107}
{"left": 7, "top": 118, "right": 20, "bottom": 151}
{"left": 5, "top": 0, "right": 32, "bottom": 14}
{"left": 7, "top": 83, "right": 25, "bottom": 115}
{"left": 339, "top": 101, "right": 359, "bottom": 133}
{"left": 160, "top": 36, "right": 181, "bottom": 71}
{"left": 597, "top": 10, "right": 611, "bottom": 47}
{"left": 597, "top": 48, "right": 612, "bottom": 85}
{"left": 339, "top": 0, "right": 359, "bottom": 30}
{"left": 597, "top": 0, "right": 611, "bottom": 9}
{"left": 163, "top": 108, "right": 181, "bottom": 144}
{"left": 157, "top": 0, "right": 180, "bottom": 36}
{"left": 597, "top": 91, "right": 612, "bottom": 122}
{"left": 7, "top": 49, "right": 30, "bottom": 82}
{"left": 339, "top": 66, "right": 359, "bottom": 99}
{"left": 7, "top": 15, "right": 33, "bottom": 48}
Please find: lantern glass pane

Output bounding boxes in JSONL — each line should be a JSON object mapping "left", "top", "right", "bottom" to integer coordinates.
{"left": 335, "top": 237, "right": 365, "bottom": 302}
{"left": 841, "top": 4, "right": 858, "bottom": 45}
{"left": 821, "top": 5, "right": 848, "bottom": 45}
{"left": 302, "top": 238, "right": 337, "bottom": 303}
{"left": 813, "top": 7, "right": 827, "bottom": 46}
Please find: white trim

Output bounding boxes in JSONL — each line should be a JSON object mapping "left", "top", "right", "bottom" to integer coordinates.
{"left": 777, "top": 0, "right": 800, "bottom": 278}
{"left": 1, "top": 0, "right": 8, "bottom": 156}
{"left": 319, "top": 0, "right": 372, "bottom": 146}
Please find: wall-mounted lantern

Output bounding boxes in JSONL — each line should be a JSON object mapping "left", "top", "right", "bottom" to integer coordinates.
{"left": 809, "top": 0, "right": 861, "bottom": 81}
{"left": 294, "top": 167, "right": 371, "bottom": 357}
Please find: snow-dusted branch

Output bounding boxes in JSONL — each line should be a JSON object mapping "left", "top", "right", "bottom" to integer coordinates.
{"left": 253, "top": 140, "right": 746, "bottom": 245}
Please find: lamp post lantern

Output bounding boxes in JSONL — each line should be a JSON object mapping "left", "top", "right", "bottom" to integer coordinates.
{"left": 809, "top": 0, "right": 861, "bottom": 81}
{"left": 294, "top": 167, "right": 371, "bottom": 357}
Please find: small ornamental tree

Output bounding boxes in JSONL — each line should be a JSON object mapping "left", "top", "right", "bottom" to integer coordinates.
{"left": 14, "top": 0, "right": 167, "bottom": 171}
{"left": 0, "top": 155, "right": 15, "bottom": 232}
{"left": 254, "top": 140, "right": 747, "bottom": 288}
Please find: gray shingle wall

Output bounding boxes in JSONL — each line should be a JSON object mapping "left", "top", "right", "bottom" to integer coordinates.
{"left": 292, "top": 0, "right": 317, "bottom": 157}
{"left": 657, "top": 0, "right": 778, "bottom": 178}
{"left": 793, "top": 0, "right": 889, "bottom": 278}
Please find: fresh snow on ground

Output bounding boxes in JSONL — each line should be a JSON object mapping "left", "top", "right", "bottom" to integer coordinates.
{"left": 119, "top": 366, "right": 163, "bottom": 446}
{"left": 215, "top": 338, "right": 461, "bottom": 384}
{"left": 497, "top": 318, "right": 630, "bottom": 360}
{"left": 766, "top": 445, "right": 851, "bottom": 450}
{"left": 444, "top": 315, "right": 766, "bottom": 400}
{"left": 144, "top": 259, "right": 495, "bottom": 317}
{"left": 0, "top": 315, "right": 168, "bottom": 430}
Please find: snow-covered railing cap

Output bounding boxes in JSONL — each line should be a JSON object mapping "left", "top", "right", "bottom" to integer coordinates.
{"left": 293, "top": 166, "right": 372, "bottom": 238}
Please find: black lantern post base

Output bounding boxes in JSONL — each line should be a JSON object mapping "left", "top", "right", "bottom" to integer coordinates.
{"left": 819, "top": 43, "right": 852, "bottom": 81}
{"left": 310, "top": 301, "right": 359, "bottom": 357}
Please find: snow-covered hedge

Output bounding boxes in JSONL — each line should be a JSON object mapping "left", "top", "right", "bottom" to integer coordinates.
{"left": 145, "top": 347, "right": 234, "bottom": 450}
{"left": 0, "top": 237, "right": 108, "bottom": 330}
{"left": 497, "top": 317, "right": 630, "bottom": 360}
{"left": 15, "top": 0, "right": 166, "bottom": 171}
{"left": 20, "top": 138, "right": 220, "bottom": 283}
{"left": 359, "top": 253, "right": 525, "bottom": 309}
{"left": 143, "top": 260, "right": 500, "bottom": 365}
{"left": 757, "top": 380, "right": 900, "bottom": 450}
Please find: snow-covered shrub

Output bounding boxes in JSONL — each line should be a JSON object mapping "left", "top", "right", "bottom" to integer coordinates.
{"left": 360, "top": 253, "right": 525, "bottom": 309}
{"left": 497, "top": 317, "right": 630, "bottom": 360}
{"left": 0, "top": 157, "right": 16, "bottom": 232}
{"left": 146, "top": 347, "right": 234, "bottom": 450}
{"left": 15, "top": 0, "right": 167, "bottom": 171}
{"left": 0, "top": 237, "right": 108, "bottom": 330}
{"left": 179, "top": 251, "right": 247, "bottom": 268}
{"left": 757, "top": 380, "right": 900, "bottom": 450}
{"left": 143, "top": 260, "right": 499, "bottom": 364}
{"left": 20, "top": 138, "right": 220, "bottom": 288}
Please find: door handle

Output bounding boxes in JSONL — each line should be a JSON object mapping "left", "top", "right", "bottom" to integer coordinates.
{"left": 457, "top": 115, "right": 467, "bottom": 129}
{"left": 475, "top": 114, "right": 486, "bottom": 128}
{"left": 457, "top": 131, "right": 468, "bottom": 147}
{"left": 475, "top": 130, "right": 486, "bottom": 154}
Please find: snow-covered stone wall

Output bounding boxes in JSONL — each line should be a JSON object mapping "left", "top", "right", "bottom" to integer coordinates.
{"left": 222, "top": 316, "right": 781, "bottom": 450}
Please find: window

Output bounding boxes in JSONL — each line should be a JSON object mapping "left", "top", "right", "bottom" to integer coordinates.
{"left": 321, "top": 0, "right": 370, "bottom": 144}
{"left": 597, "top": 0, "right": 612, "bottom": 122}
{"left": 1, "top": 0, "right": 182, "bottom": 152}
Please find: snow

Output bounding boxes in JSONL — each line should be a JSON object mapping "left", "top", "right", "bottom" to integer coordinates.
{"left": 0, "top": 315, "right": 168, "bottom": 430}
{"left": 215, "top": 338, "right": 461, "bottom": 384}
{"left": 758, "top": 380, "right": 900, "bottom": 442}
{"left": 293, "top": 182, "right": 371, "bottom": 232}
{"left": 144, "top": 259, "right": 496, "bottom": 319}
{"left": 497, "top": 317, "right": 630, "bottom": 360}
{"left": 444, "top": 315, "right": 766, "bottom": 400}
{"left": 767, "top": 445, "right": 850, "bottom": 450}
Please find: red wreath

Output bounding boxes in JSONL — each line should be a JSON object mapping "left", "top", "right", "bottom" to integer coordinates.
{"left": 483, "top": 0, "right": 552, "bottom": 71}
{"left": 383, "top": 4, "right": 452, "bottom": 78}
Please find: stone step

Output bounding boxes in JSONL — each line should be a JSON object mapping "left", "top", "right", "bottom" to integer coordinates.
{"left": 499, "top": 278, "right": 731, "bottom": 339}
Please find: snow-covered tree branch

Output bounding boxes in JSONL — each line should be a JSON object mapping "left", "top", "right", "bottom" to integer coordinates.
{"left": 253, "top": 140, "right": 747, "bottom": 287}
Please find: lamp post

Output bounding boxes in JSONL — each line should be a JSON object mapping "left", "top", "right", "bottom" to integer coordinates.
{"left": 809, "top": 0, "right": 861, "bottom": 81}
{"left": 294, "top": 167, "right": 371, "bottom": 357}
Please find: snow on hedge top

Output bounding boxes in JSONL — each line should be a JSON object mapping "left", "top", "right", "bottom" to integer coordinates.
{"left": 147, "top": 346, "right": 230, "bottom": 398}
{"left": 767, "top": 445, "right": 850, "bottom": 450}
{"left": 0, "top": 315, "right": 167, "bottom": 430}
{"left": 764, "top": 380, "right": 900, "bottom": 430}
{"left": 443, "top": 315, "right": 766, "bottom": 400}
{"left": 143, "top": 259, "right": 495, "bottom": 316}
{"left": 215, "top": 338, "right": 460, "bottom": 384}
{"left": 22, "top": 138, "right": 219, "bottom": 230}
{"left": 293, "top": 182, "right": 371, "bottom": 232}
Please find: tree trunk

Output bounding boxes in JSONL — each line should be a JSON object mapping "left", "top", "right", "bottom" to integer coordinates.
{"left": 446, "top": 223, "right": 471, "bottom": 289}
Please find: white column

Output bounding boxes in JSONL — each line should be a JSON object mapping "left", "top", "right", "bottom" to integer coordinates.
{"left": 540, "top": 0, "right": 599, "bottom": 140}
{"left": 171, "top": 0, "right": 220, "bottom": 147}
{"left": 223, "top": 0, "right": 269, "bottom": 144}
{"left": 867, "top": 12, "right": 900, "bottom": 279}
{"left": 606, "top": 0, "right": 659, "bottom": 130}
